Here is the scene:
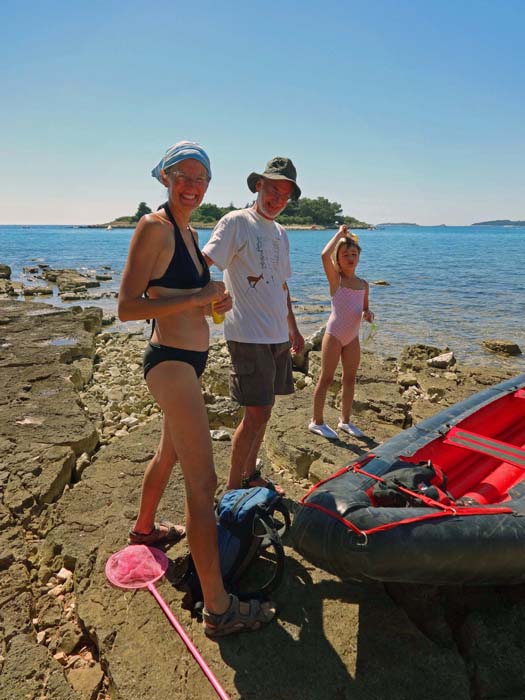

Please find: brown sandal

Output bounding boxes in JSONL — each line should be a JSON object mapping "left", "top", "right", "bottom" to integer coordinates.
{"left": 128, "top": 521, "right": 186, "bottom": 546}
{"left": 203, "top": 594, "right": 276, "bottom": 638}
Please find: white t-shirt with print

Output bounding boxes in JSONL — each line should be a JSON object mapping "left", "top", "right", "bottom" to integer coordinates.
{"left": 203, "top": 207, "right": 292, "bottom": 343}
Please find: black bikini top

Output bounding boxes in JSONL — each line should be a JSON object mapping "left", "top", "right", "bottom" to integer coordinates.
{"left": 147, "top": 202, "right": 210, "bottom": 290}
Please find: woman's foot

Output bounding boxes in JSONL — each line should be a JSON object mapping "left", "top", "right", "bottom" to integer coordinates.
{"left": 128, "top": 521, "right": 186, "bottom": 546}
{"left": 308, "top": 421, "right": 338, "bottom": 439}
{"left": 337, "top": 420, "right": 364, "bottom": 438}
{"left": 203, "top": 594, "right": 276, "bottom": 638}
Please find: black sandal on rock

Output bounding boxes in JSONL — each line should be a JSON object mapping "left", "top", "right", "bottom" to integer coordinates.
{"left": 128, "top": 521, "right": 186, "bottom": 547}
{"left": 241, "top": 468, "right": 284, "bottom": 495}
{"left": 203, "top": 594, "right": 276, "bottom": 638}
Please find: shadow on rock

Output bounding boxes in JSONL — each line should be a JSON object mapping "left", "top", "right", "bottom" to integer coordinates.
{"left": 212, "top": 558, "right": 470, "bottom": 700}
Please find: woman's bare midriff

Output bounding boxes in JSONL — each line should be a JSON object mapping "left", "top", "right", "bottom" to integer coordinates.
{"left": 148, "top": 286, "right": 210, "bottom": 351}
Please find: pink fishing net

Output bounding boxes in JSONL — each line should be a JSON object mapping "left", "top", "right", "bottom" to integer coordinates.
{"left": 105, "top": 544, "right": 230, "bottom": 699}
{"left": 105, "top": 545, "right": 169, "bottom": 589}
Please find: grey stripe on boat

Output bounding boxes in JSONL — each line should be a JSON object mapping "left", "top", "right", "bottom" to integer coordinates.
{"left": 446, "top": 429, "right": 525, "bottom": 468}
{"left": 454, "top": 430, "right": 525, "bottom": 458}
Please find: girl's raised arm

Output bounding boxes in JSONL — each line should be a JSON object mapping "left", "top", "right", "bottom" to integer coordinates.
{"left": 321, "top": 224, "right": 348, "bottom": 294}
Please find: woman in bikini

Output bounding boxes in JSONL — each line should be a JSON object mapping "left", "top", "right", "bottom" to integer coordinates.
{"left": 309, "top": 225, "right": 374, "bottom": 439}
{"left": 118, "top": 141, "right": 275, "bottom": 637}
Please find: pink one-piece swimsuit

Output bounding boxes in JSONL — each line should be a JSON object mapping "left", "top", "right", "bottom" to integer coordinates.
{"left": 325, "top": 287, "right": 365, "bottom": 347}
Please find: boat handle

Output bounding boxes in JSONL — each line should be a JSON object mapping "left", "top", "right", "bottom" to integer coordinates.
{"left": 355, "top": 531, "right": 368, "bottom": 547}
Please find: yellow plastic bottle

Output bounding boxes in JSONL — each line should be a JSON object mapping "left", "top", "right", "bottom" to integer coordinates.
{"left": 211, "top": 301, "right": 225, "bottom": 324}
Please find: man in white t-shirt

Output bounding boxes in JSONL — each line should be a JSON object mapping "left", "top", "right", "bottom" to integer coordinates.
{"left": 203, "top": 157, "right": 305, "bottom": 492}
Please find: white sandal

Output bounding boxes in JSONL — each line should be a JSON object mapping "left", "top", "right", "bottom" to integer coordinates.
{"left": 308, "top": 421, "right": 338, "bottom": 439}
{"left": 337, "top": 420, "right": 364, "bottom": 438}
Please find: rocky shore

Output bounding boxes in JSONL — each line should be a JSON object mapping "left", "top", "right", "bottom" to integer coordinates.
{"left": 1, "top": 297, "right": 525, "bottom": 700}
{"left": 0, "top": 263, "right": 118, "bottom": 307}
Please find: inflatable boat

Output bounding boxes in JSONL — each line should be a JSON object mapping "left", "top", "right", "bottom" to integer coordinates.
{"left": 292, "top": 374, "right": 525, "bottom": 585}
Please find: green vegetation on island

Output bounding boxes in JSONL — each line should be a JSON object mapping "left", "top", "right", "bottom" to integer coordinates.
{"left": 377, "top": 222, "right": 419, "bottom": 227}
{"left": 100, "top": 202, "right": 153, "bottom": 228}
{"left": 91, "top": 198, "right": 370, "bottom": 229}
{"left": 472, "top": 219, "right": 525, "bottom": 226}
{"left": 192, "top": 197, "right": 370, "bottom": 228}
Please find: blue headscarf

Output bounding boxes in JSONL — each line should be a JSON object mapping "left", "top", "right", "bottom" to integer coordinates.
{"left": 151, "top": 141, "right": 211, "bottom": 183}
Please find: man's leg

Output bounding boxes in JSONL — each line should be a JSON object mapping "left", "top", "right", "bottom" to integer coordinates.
{"left": 227, "top": 341, "right": 274, "bottom": 488}
{"left": 227, "top": 404, "right": 272, "bottom": 489}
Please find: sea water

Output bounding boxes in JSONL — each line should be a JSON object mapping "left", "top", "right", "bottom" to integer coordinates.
{"left": 0, "top": 224, "right": 523, "bottom": 369}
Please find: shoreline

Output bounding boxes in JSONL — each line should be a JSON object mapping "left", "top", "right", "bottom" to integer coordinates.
{"left": 79, "top": 222, "right": 373, "bottom": 231}
{"left": 1, "top": 261, "right": 523, "bottom": 372}
{"left": 1, "top": 224, "right": 524, "bottom": 373}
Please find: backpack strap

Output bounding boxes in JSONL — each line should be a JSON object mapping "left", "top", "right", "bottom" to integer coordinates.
{"left": 236, "top": 510, "right": 285, "bottom": 601}
{"left": 261, "top": 501, "right": 291, "bottom": 544}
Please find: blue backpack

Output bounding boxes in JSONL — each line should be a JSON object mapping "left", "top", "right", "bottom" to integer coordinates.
{"left": 184, "top": 487, "right": 290, "bottom": 604}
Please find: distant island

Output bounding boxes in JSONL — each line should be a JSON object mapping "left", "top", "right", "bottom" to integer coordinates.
{"left": 84, "top": 198, "right": 372, "bottom": 230}
{"left": 377, "top": 222, "right": 419, "bottom": 227}
{"left": 472, "top": 219, "right": 525, "bottom": 226}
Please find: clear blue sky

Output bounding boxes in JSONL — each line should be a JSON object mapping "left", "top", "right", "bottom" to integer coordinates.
{"left": 1, "top": 0, "right": 524, "bottom": 225}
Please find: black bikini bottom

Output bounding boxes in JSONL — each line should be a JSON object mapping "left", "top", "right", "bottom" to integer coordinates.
{"left": 143, "top": 342, "right": 208, "bottom": 379}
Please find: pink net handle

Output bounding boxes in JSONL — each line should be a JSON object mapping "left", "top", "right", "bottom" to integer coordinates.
{"left": 105, "top": 545, "right": 231, "bottom": 700}
{"left": 105, "top": 545, "right": 169, "bottom": 589}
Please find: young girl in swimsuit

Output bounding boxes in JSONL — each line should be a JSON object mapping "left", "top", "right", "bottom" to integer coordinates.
{"left": 309, "top": 225, "right": 374, "bottom": 439}
{"left": 118, "top": 142, "right": 275, "bottom": 637}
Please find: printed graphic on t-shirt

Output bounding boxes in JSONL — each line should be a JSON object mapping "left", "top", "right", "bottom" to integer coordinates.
{"left": 251, "top": 234, "right": 280, "bottom": 288}
{"left": 246, "top": 273, "right": 264, "bottom": 288}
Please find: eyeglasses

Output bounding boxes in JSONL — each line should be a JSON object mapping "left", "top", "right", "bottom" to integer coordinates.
{"left": 167, "top": 170, "right": 210, "bottom": 187}
{"left": 263, "top": 180, "right": 292, "bottom": 201}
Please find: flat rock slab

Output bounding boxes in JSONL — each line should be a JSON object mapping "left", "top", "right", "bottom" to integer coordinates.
{"left": 0, "top": 300, "right": 102, "bottom": 700}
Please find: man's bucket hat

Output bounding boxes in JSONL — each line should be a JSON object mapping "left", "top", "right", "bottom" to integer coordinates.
{"left": 247, "top": 157, "right": 301, "bottom": 200}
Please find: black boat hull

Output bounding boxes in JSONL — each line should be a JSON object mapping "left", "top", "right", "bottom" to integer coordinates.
{"left": 292, "top": 375, "right": 525, "bottom": 585}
